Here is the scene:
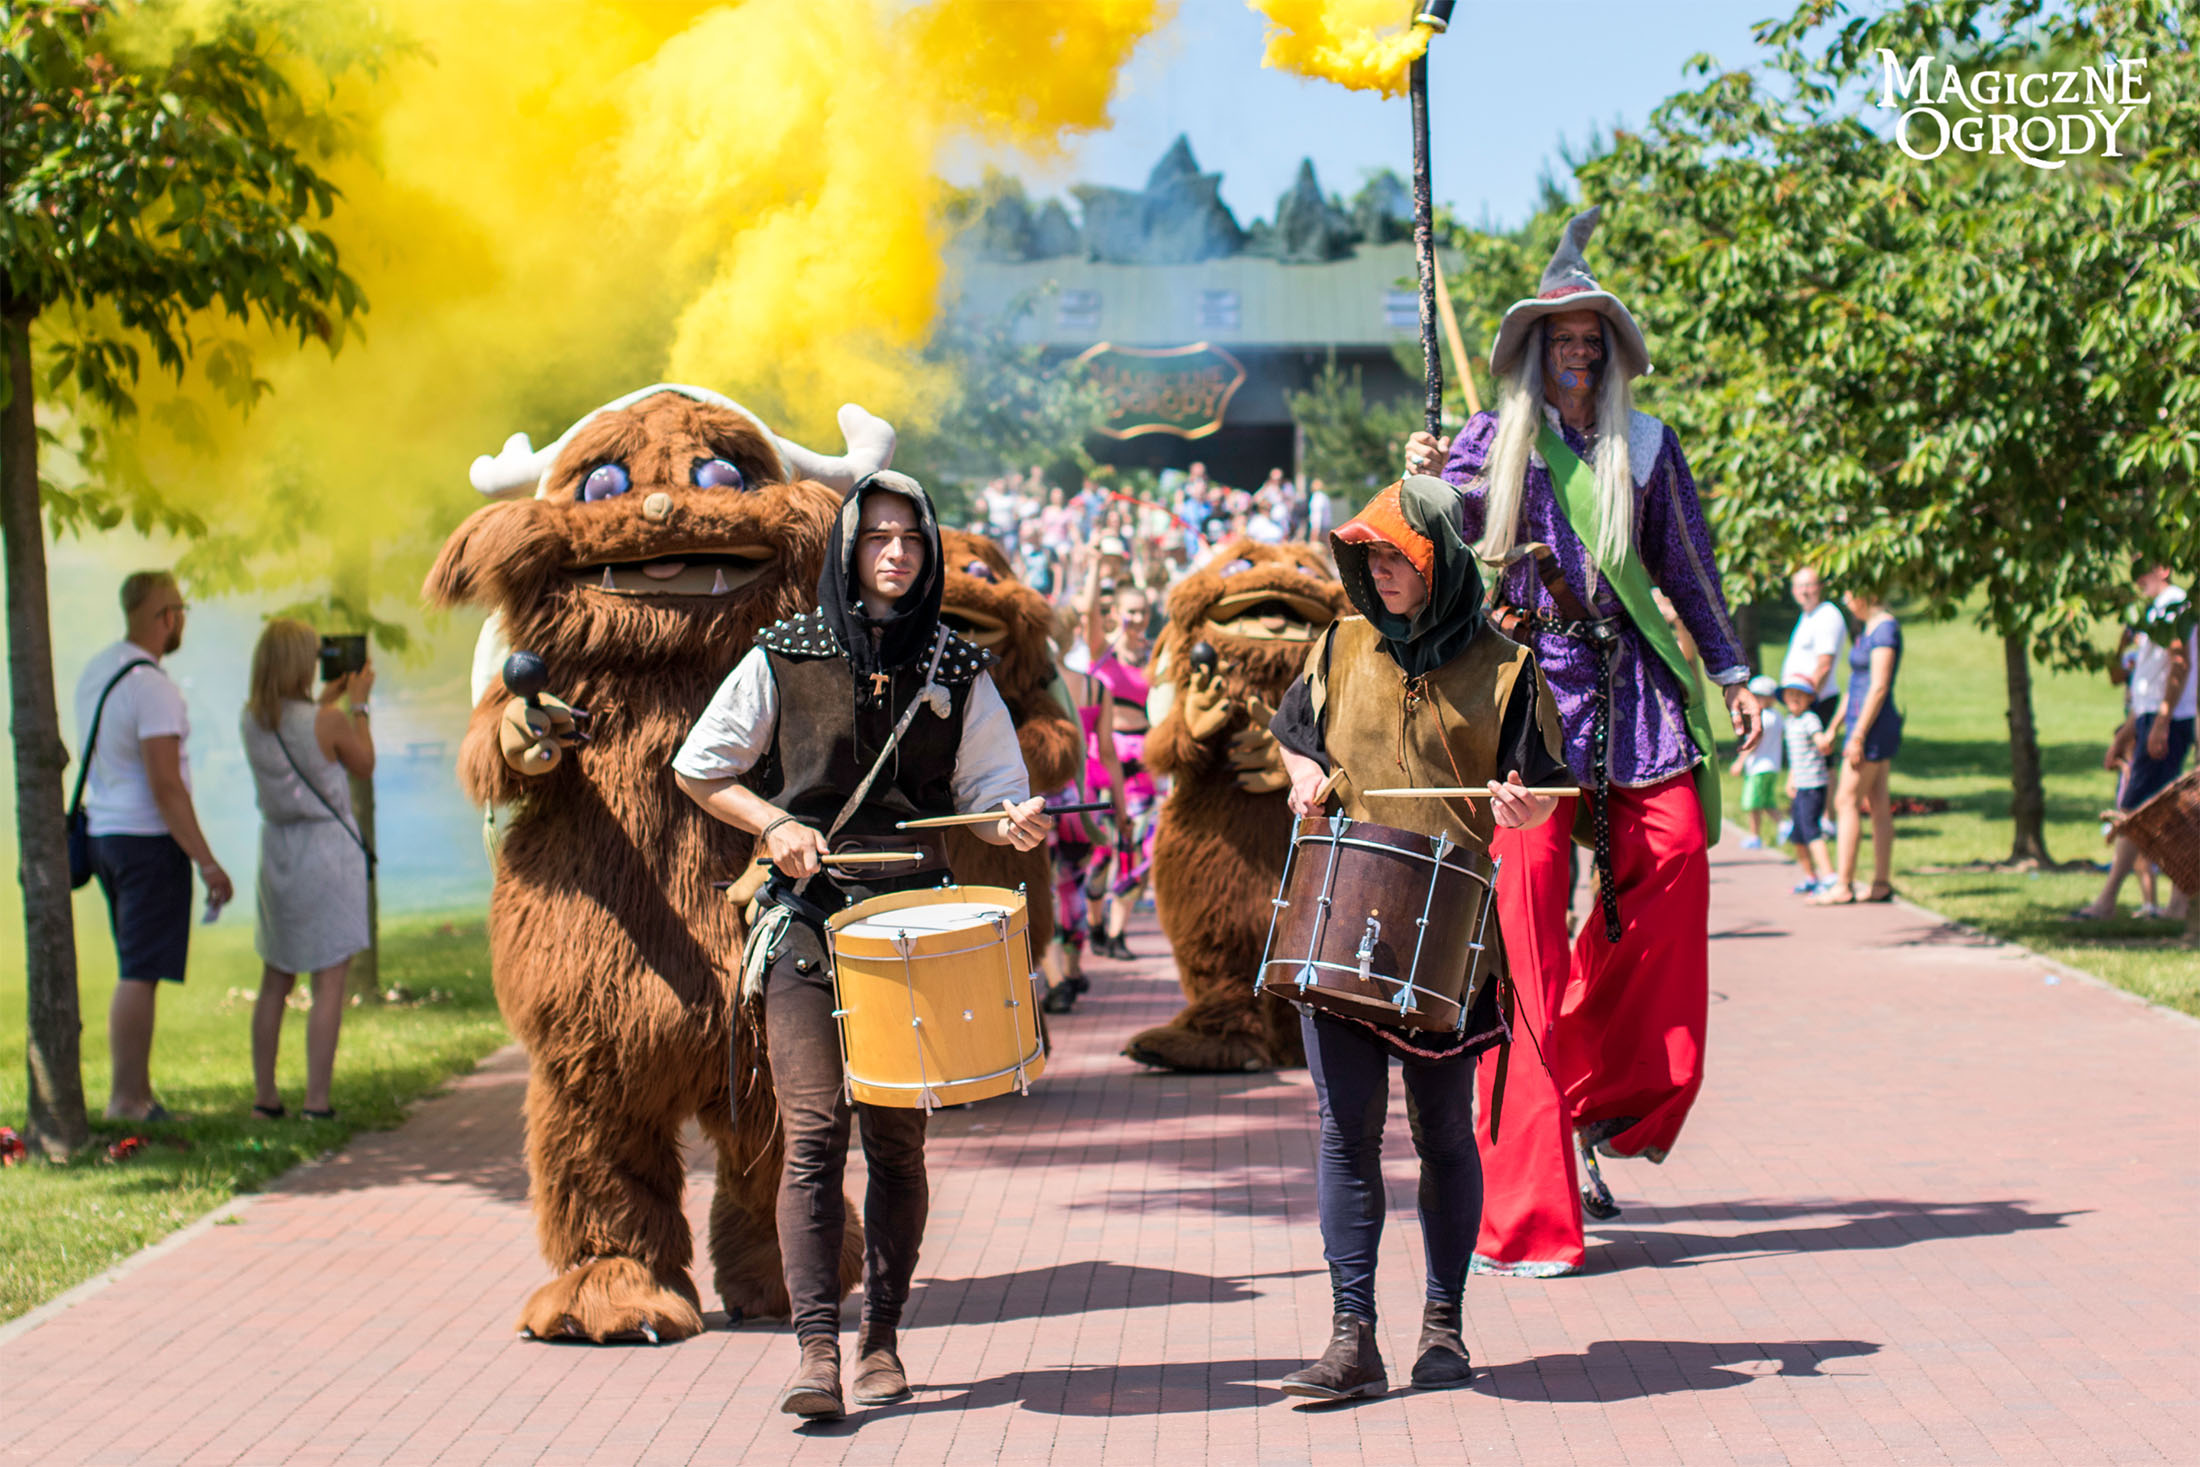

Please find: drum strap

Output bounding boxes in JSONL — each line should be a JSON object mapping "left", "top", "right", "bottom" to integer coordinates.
{"left": 732, "top": 628, "right": 955, "bottom": 1136}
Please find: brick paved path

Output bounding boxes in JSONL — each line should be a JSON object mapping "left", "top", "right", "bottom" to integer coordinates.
{"left": 4, "top": 840, "right": 2195, "bottom": 1465}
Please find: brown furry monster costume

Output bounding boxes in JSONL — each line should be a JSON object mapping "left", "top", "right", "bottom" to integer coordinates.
{"left": 935, "top": 529, "right": 1082, "bottom": 950}
{"left": 1124, "top": 538, "right": 1347, "bottom": 1073}
{"left": 424, "top": 385, "right": 892, "bottom": 1342}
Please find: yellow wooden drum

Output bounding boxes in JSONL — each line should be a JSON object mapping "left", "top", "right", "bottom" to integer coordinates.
{"left": 825, "top": 884, "right": 1046, "bottom": 1109}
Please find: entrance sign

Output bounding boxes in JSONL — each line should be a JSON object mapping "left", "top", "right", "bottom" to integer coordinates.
{"left": 1073, "top": 342, "right": 1247, "bottom": 440}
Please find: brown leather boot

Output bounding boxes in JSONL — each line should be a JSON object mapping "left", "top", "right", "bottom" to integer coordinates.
{"left": 777, "top": 1336, "right": 843, "bottom": 1419}
{"left": 1278, "top": 1313, "right": 1387, "bottom": 1401}
{"left": 851, "top": 1323, "right": 911, "bottom": 1405}
{"left": 1410, "top": 1300, "right": 1474, "bottom": 1389}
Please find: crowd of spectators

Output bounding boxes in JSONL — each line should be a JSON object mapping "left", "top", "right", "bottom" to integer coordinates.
{"left": 966, "top": 461, "right": 1334, "bottom": 606}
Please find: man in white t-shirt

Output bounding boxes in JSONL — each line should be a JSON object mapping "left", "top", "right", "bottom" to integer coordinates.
{"left": 71, "top": 570, "right": 232, "bottom": 1121}
{"left": 2078, "top": 562, "right": 2195, "bottom": 920}
{"left": 1780, "top": 566, "right": 1851, "bottom": 723}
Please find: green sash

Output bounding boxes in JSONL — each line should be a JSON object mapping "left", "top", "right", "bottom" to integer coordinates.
{"left": 1537, "top": 424, "right": 1722, "bottom": 832}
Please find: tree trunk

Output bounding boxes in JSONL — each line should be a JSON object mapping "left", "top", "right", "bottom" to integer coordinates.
{"left": 346, "top": 767, "right": 380, "bottom": 1000}
{"left": 2003, "top": 632, "right": 2053, "bottom": 866}
{"left": 333, "top": 563, "right": 381, "bottom": 1001}
{"left": 1, "top": 306, "right": 91, "bottom": 1157}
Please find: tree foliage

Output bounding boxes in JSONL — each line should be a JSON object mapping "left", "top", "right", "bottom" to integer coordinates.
{"left": 1287, "top": 350, "right": 1423, "bottom": 503}
{"left": 2, "top": 0, "right": 373, "bottom": 506}
{"left": 894, "top": 287, "right": 1108, "bottom": 512}
{"left": 2, "top": 0, "right": 373, "bottom": 1152}
{"left": 1442, "top": 0, "right": 2195, "bottom": 861}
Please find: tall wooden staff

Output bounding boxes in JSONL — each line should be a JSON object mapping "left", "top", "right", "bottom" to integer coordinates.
{"left": 1408, "top": 1, "right": 1458, "bottom": 438}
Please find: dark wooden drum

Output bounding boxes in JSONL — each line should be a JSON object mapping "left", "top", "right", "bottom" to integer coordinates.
{"left": 1257, "top": 813, "right": 1502, "bottom": 1033}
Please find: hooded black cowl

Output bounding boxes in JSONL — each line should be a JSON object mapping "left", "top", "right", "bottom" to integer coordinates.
{"left": 819, "top": 469, "right": 946, "bottom": 689}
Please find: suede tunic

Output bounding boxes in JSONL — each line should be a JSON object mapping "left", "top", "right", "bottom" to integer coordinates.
{"left": 1309, "top": 616, "right": 1562, "bottom": 854}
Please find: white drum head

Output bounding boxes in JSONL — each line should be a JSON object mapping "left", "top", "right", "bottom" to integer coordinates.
{"left": 838, "top": 901, "right": 1014, "bottom": 939}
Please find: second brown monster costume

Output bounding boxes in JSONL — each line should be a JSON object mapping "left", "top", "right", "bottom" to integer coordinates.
{"left": 424, "top": 385, "right": 890, "bottom": 1342}
{"left": 1124, "top": 538, "right": 1348, "bottom": 1073}
{"left": 936, "top": 529, "right": 1083, "bottom": 949}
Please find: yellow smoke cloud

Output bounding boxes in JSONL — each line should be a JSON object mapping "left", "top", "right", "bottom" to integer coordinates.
{"left": 107, "top": 1, "right": 1166, "bottom": 616}
{"left": 1246, "top": 0, "right": 1432, "bottom": 97}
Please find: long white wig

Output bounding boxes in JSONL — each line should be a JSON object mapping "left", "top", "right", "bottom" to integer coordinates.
{"left": 1475, "top": 320, "right": 1636, "bottom": 574}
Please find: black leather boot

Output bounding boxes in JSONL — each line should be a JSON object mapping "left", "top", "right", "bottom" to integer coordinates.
{"left": 777, "top": 1336, "right": 843, "bottom": 1419}
{"left": 851, "top": 1323, "right": 910, "bottom": 1405}
{"left": 1576, "top": 1133, "right": 1622, "bottom": 1221}
{"left": 1410, "top": 1300, "right": 1474, "bottom": 1389}
{"left": 1278, "top": 1313, "right": 1388, "bottom": 1401}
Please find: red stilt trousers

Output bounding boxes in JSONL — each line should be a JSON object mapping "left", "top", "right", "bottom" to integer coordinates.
{"left": 1475, "top": 772, "right": 1710, "bottom": 1274}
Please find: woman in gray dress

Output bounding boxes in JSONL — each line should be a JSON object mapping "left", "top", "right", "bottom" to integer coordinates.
{"left": 240, "top": 619, "right": 374, "bottom": 1120}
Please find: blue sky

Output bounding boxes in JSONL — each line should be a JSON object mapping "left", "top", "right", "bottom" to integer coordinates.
{"left": 960, "top": 0, "right": 1793, "bottom": 231}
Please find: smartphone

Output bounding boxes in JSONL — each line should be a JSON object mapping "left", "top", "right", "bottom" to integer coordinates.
{"left": 318, "top": 634, "right": 368, "bottom": 683}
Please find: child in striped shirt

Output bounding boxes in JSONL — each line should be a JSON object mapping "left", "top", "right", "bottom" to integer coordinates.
{"left": 1781, "top": 680, "right": 1833, "bottom": 894}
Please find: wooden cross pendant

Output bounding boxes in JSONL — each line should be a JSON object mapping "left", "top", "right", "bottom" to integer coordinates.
{"left": 869, "top": 671, "right": 892, "bottom": 697}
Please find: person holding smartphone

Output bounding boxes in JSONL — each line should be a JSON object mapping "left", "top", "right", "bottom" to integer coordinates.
{"left": 239, "top": 619, "right": 375, "bottom": 1121}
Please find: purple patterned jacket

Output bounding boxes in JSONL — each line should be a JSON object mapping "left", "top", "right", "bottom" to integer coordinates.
{"left": 1441, "top": 407, "right": 1747, "bottom": 789}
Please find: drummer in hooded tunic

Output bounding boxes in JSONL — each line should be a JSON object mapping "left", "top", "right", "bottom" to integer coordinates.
{"left": 1265, "top": 475, "right": 1571, "bottom": 1400}
{"left": 674, "top": 470, "right": 1049, "bottom": 1421}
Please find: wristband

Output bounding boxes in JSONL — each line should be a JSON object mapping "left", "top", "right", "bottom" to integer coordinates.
{"left": 758, "top": 814, "right": 804, "bottom": 845}
{"left": 351, "top": 703, "right": 371, "bottom": 716}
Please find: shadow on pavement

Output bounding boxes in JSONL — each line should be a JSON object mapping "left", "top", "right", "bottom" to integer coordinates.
{"left": 906, "top": 1261, "right": 1319, "bottom": 1324}
{"left": 818, "top": 1357, "right": 1306, "bottom": 1423}
{"left": 1475, "top": 1338, "right": 1881, "bottom": 1402}
{"left": 797, "top": 1337, "right": 1878, "bottom": 1429}
{"left": 1589, "top": 1197, "right": 2076, "bottom": 1268}
{"left": 1708, "top": 921, "right": 1789, "bottom": 940}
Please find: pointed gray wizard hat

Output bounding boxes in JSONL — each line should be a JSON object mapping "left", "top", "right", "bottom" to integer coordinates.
{"left": 1487, "top": 206, "right": 1651, "bottom": 380}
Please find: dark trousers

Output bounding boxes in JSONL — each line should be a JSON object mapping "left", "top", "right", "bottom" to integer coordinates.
{"left": 763, "top": 919, "right": 930, "bottom": 1343}
{"left": 1301, "top": 1010, "right": 1484, "bottom": 1321}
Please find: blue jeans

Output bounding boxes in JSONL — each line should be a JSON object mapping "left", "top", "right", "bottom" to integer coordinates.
{"left": 1301, "top": 1011, "right": 1484, "bottom": 1320}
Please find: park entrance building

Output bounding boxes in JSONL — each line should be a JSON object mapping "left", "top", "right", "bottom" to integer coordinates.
{"left": 949, "top": 138, "right": 1436, "bottom": 489}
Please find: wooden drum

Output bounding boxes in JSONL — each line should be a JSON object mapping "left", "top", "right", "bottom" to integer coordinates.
{"left": 1257, "top": 814, "right": 1502, "bottom": 1033}
{"left": 825, "top": 885, "right": 1046, "bottom": 1109}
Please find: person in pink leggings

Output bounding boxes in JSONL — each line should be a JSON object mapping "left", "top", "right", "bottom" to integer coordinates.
{"left": 1086, "top": 588, "right": 1158, "bottom": 959}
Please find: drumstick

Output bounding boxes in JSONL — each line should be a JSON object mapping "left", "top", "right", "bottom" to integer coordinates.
{"left": 895, "top": 799, "right": 1110, "bottom": 830}
{"left": 748, "top": 850, "right": 931, "bottom": 868}
{"left": 1312, "top": 769, "right": 1345, "bottom": 806}
{"left": 1362, "top": 786, "right": 1580, "bottom": 798}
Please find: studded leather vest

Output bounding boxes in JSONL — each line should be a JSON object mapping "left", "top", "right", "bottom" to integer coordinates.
{"left": 748, "top": 611, "right": 994, "bottom": 840}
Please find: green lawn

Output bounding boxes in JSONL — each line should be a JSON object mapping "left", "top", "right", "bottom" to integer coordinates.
{"left": 1720, "top": 614, "right": 2198, "bottom": 1016}
{"left": 0, "top": 906, "right": 502, "bottom": 1323}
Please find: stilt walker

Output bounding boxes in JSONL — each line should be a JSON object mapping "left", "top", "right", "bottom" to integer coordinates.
{"left": 1400, "top": 210, "right": 1766, "bottom": 1275}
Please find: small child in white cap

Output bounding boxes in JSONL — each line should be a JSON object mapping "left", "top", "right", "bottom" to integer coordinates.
{"left": 1781, "top": 678, "right": 1834, "bottom": 892}
{"left": 1727, "top": 673, "right": 1785, "bottom": 849}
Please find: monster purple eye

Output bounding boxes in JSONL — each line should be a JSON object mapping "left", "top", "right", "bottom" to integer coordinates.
{"left": 581, "top": 463, "right": 631, "bottom": 501}
{"left": 1226, "top": 558, "right": 1254, "bottom": 576}
{"left": 963, "top": 559, "right": 998, "bottom": 583}
{"left": 693, "top": 458, "right": 747, "bottom": 490}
